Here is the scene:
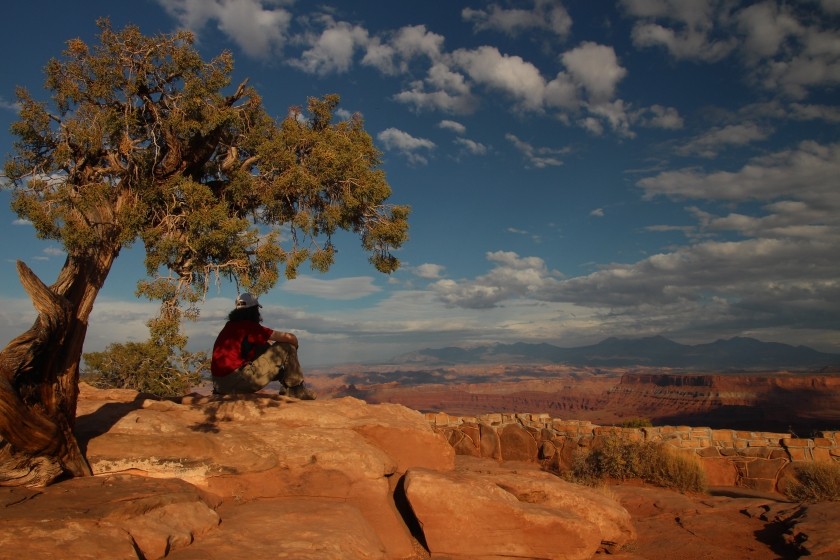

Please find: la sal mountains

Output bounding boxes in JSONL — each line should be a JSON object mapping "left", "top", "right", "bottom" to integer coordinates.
{"left": 392, "top": 336, "right": 840, "bottom": 370}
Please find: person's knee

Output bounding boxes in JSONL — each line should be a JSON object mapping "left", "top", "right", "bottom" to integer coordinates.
{"left": 279, "top": 345, "right": 304, "bottom": 387}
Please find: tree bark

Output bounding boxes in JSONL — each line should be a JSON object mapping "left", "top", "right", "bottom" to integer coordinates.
{"left": 0, "top": 247, "right": 118, "bottom": 486}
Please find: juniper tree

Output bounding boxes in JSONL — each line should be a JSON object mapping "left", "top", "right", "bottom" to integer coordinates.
{"left": 0, "top": 19, "right": 409, "bottom": 486}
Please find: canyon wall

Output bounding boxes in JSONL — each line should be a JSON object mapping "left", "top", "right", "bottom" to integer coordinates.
{"left": 607, "top": 372, "right": 840, "bottom": 432}
{"left": 326, "top": 369, "right": 840, "bottom": 433}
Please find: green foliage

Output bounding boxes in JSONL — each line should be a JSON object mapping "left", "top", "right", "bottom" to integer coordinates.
{"left": 82, "top": 340, "right": 206, "bottom": 397}
{"left": 3, "top": 19, "right": 410, "bottom": 388}
{"left": 784, "top": 462, "right": 840, "bottom": 503}
{"left": 82, "top": 305, "right": 207, "bottom": 397}
{"left": 4, "top": 18, "right": 409, "bottom": 308}
{"left": 564, "top": 437, "right": 707, "bottom": 493}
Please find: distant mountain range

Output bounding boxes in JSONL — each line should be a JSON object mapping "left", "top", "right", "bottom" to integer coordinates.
{"left": 392, "top": 336, "right": 840, "bottom": 370}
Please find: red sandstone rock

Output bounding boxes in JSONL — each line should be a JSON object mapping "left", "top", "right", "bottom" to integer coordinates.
{"left": 783, "top": 502, "right": 840, "bottom": 556}
{"left": 0, "top": 475, "right": 219, "bottom": 560}
{"left": 498, "top": 423, "right": 539, "bottom": 461}
{"left": 3, "top": 383, "right": 836, "bottom": 560}
{"left": 166, "top": 498, "right": 389, "bottom": 559}
{"left": 78, "top": 386, "right": 450, "bottom": 559}
{"left": 455, "top": 456, "right": 636, "bottom": 553}
{"left": 405, "top": 471, "right": 597, "bottom": 560}
{"left": 612, "top": 485, "right": 798, "bottom": 559}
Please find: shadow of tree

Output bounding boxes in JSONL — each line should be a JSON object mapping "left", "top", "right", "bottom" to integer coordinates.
{"left": 75, "top": 390, "right": 289, "bottom": 453}
{"left": 176, "top": 392, "right": 286, "bottom": 434}
{"left": 753, "top": 519, "right": 802, "bottom": 559}
{"left": 75, "top": 393, "right": 151, "bottom": 456}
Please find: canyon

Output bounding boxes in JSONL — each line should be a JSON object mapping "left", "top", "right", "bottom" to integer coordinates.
{"left": 306, "top": 364, "right": 840, "bottom": 433}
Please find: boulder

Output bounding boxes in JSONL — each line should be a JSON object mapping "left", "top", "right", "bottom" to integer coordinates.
{"left": 402, "top": 457, "right": 635, "bottom": 559}
{"left": 78, "top": 386, "right": 453, "bottom": 559}
{"left": 166, "top": 498, "right": 389, "bottom": 560}
{"left": 459, "top": 458, "right": 636, "bottom": 552}
{"left": 0, "top": 474, "right": 219, "bottom": 560}
{"left": 498, "top": 423, "right": 539, "bottom": 461}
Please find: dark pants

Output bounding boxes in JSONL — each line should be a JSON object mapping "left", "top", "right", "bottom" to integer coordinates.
{"left": 212, "top": 342, "right": 304, "bottom": 395}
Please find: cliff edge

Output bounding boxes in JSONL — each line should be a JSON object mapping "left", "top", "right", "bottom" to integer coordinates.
{"left": 0, "top": 383, "right": 635, "bottom": 560}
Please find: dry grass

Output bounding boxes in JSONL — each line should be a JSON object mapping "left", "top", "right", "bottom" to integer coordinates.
{"left": 564, "top": 436, "right": 707, "bottom": 493}
{"left": 785, "top": 461, "right": 840, "bottom": 503}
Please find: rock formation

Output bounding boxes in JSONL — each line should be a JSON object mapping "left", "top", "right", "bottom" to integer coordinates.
{"left": 0, "top": 384, "right": 636, "bottom": 559}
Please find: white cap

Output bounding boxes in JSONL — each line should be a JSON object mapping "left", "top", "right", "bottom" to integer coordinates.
{"left": 235, "top": 292, "right": 261, "bottom": 309}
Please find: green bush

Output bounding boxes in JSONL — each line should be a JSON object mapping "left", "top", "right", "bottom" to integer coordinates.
{"left": 564, "top": 436, "right": 707, "bottom": 493}
{"left": 784, "top": 462, "right": 840, "bottom": 503}
{"left": 82, "top": 309, "right": 207, "bottom": 397}
{"left": 82, "top": 340, "right": 206, "bottom": 397}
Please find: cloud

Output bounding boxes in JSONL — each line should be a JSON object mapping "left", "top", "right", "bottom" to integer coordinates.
{"left": 438, "top": 119, "right": 467, "bottom": 135}
{"left": 505, "top": 134, "right": 567, "bottom": 168}
{"left": 590, "top": 208, "right": 605, "bottom": 217}
{"left": 289, "top": 18, "right": 369, "bottom": 75}
{"left": 393, "top": 64, "right": 478, "bottom": 114}
{"left": 282, "top": 275, "right": 381, "bottom": 300}
{"left": 431, "top": 251, "right": 563, "bottom": 309}
{"left": 422, "top": 229, "right": 839, "bottom": 352}
{"left": 451, "top": 46, "right": 547, "bottom": 112}
{"left": 736, "top": 2, "right": 840, "bottom": 98}
{"left": 155, "top": 0, "right": 292, "bottom": 58}
{"left": 0, "top": 96, "right": 21, "bottom": 112}
{"left": 507, "top": 227, "right": 542, "bottom": 244}
{"left": 621, "top": 1, "right": 840, "bottom": 98}
{"left": 362, "top": 24, "right": 445, "bottom": 74}
{"left": 410, "top": 137, "right": 840, "bottom": 348}
{"left": 43, "top": 247, "right": 65, "bottom": 257}
{"left": 639, "top": 141, "right": 840, "bottom": 205}
{"left": 735, "top": 1, "right": 802, "bottom": 61}
{"left": 823, "top": 0, "right": 840, "bottom": 14}
{"left": 12, "top": 218, "right": 32, "bottom": 226}
{"left": 390, "top": 24, "right": 445, "bottom": 61}
{"left": 587, "top": 99, "right": 635, "bottom": 137}
{"left": 462, "top": 1, "right": 572, "bottom": 40}
{"left": 548, "top": 236, "right": 840, "bottom": 338}
{"left": 562, "top": 42, "right": 628, "bottom": 103}
{"left": 414, "top": 263, "right": 445, "bottom": 279}
{"left": 376, "top": 128, "right": 436, "bottom": 165}
{"left": 186, "top": 3, "right": 633, "bottom": 136}
{"left": 621, "top": 0, "right": 737, "bottom": 61}
{"left": 453, "top": 137, "right": 489, "bottom": 156}
{"left": 790, "top": 103, "right": 840, "bottom": 123}
{"left": 636, "top": 104, "right": 684, "bottom": 129}
{"left": 676, "top": 122, "right": 773, "bottom": 158}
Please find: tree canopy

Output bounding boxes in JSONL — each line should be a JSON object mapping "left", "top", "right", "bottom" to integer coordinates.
{"left": 0, "top": 19, "right": 409, "bottom": 486}
{"left": 6, "top": 18, "right": 409, "bottom": 306}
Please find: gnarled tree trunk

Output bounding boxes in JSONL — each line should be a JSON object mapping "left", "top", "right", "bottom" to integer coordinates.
{"left": 0, "top": 248, "right": 118, "bottom": 486}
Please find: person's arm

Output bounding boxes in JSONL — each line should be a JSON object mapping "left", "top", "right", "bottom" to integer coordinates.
{"left": 269, "top": 329, "right": 299, "bottom": 348}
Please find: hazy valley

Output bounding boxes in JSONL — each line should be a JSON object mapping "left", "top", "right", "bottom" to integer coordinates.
{"left": 307, "top": 337, "right": 840, "bottom": 432}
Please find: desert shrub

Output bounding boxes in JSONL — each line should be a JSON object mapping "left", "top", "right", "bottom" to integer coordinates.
{"left": 620, "top": 417, "right": 653, "bottom": 428}
{"left": 564, "top": 436, "right": 707, "bottom": 493}
{"left": 82, "top": 312, "right": 207, "bottom": 397}
{"left": 642, "top": 445, "right": 707, "bottom": 492}
{"left": 83, "top": 340, "right": 207, "bottom": 397}
{"left": 784, "top": 462, "right": 840, "bottom": 503}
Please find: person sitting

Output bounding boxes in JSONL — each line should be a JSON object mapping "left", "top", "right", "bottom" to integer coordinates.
{"left": 210, "top": 292, "right": 315, "bottom": 399}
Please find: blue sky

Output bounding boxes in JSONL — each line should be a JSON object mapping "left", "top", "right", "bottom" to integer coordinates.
{"left": 1, "top": 0, "right": 839, "bottom": 366}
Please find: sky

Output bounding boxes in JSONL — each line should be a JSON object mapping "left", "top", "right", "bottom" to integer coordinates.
{"left": 1, "top": 0, "right": 839, "bottom": 366}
